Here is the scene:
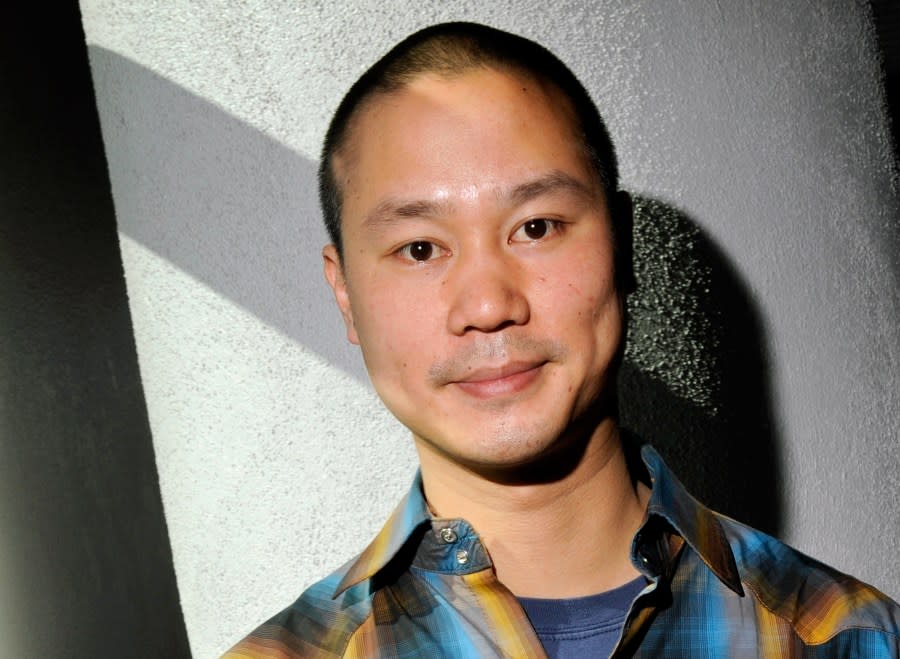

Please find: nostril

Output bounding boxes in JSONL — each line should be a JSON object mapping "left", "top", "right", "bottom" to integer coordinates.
{"left": 464, "top": 318, "right": 518, "bottom": 334}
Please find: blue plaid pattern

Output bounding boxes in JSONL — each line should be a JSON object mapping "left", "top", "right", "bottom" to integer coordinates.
{"left": 225, "top": 445, "right": 900, "bottom": 657}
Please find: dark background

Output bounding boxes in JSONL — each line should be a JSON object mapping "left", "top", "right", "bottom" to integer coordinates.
{"left": 0, "top": 3, "right": 190, "bottom": 657}
{"left": 873, "top": 0, "right": 900, "bottom": 163}
{"left": 0, "top": 3, "right": 896, "bottom": 657}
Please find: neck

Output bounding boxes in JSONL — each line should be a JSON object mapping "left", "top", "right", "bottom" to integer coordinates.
{"left": 416, "top": 419, "right": 650, "bottom": 598}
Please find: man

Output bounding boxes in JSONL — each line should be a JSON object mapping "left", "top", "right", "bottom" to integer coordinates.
{"left": 226, "top": 22, "right": 899, "bottom": 658}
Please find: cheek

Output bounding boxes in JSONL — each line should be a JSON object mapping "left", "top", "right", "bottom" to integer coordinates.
{"left": 541, "top": 251, "right": 617, "bottom": 323}
{"left": 577, "top": 245, "right": 619, "bottom": 320}
{"left": 350, "top": 280, "right": 438, "bottom": 370}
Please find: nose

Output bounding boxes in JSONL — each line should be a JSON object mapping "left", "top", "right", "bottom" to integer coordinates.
{"left": 446, "top": 251, "right": 530, "bottom": 335}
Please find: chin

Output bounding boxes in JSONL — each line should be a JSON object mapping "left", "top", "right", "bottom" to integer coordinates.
{"left": 479, "top": 388, "right": 617, "bottom": 484}
{"left": 429, "top": 416, "right": 583, "bottom": 483}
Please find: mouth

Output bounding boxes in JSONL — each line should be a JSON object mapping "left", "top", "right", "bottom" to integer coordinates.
{"left": 450, "top": 361, "right": 548, "bottom": 399}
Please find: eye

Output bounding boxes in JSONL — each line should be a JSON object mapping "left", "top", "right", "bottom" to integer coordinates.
{"left": 511, "top": 218, "right": 562, "bottom": 242}
{"left": 397, "top": 240, "right": 444, "bottom": 262}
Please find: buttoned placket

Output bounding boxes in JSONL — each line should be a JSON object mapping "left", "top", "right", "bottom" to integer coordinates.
{"left": 413, "top": 518, "right": 548, "bottom": 658}
{"left": 610, "top": 519, "right": 685, "bottom": 658}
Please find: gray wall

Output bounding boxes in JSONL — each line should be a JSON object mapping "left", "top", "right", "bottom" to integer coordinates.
{"left": 80, "top": 2, "right": 900, "bottom": 656}
{"left": 0, "top": 5, "right": 189, "bottom": 658}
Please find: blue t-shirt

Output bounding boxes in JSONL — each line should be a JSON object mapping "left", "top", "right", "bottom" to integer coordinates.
{"left": 518, "top": 576, "right": 646, "bottom": 658}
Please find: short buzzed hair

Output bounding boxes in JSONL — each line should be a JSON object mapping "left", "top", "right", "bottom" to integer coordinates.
{"left": 318, "top": 21, "right": 620, "bottom": 259}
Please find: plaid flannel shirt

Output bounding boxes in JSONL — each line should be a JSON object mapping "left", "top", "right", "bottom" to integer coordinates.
{"left": 225, "top": 445, "right": 900, "bottom": 658}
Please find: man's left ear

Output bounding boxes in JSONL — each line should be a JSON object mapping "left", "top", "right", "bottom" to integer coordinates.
{"left": 613, "top": 190, "right": 636, "bottom": 295}
{"left": 323, "top": 244, "right": 360, "bottom": 345}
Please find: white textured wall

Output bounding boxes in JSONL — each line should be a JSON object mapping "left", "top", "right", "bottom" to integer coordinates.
{"left": 80, "top": 2, "right": 900, "bottom": 656}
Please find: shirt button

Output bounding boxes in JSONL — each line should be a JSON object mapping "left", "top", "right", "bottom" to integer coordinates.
{"left": 455, "top": 549, "right": 469, "bottom": 565}
{"left": 440, "top": 527, "right": 457, "bottom": 543}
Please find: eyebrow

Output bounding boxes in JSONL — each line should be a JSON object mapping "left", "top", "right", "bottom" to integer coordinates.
{"left": 505, "top": 170, "right": 598, "bottom": 207}
{"left": 363, "top": 198, "right": 451, "bottom": 229}
{"left": 361, "top": 170, "right": 598, "bottom": 229}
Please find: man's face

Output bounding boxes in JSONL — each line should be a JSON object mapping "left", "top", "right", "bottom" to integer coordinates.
{"left": 324, "top": 68, "right": 624, "bottom": 474}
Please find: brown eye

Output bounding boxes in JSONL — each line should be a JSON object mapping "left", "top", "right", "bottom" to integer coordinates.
{"left": 522, "top": 219, "right": 549, "bottom": 240}
{"left": 409, "top": 242, "right": 433, "bottom": 261}
{"left": 399, "top": 241, "right": 439, "bottom": 262}
{"left": 510, "top": 218, "right": 563, "bottom": 244}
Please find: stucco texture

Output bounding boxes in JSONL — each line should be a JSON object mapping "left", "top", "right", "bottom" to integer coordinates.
{"left": 80, "top": 1, "right": 900, "bottom": 656}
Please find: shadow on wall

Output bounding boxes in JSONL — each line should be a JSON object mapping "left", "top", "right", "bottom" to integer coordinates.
{"left": 88, "top": 47, "right": 366, "bottom": 384}
{"left": 89, "top": 49, "right": 782, "bottom": 537}
{"left": 620, "top": 198, "right": 781, "bottom": 536}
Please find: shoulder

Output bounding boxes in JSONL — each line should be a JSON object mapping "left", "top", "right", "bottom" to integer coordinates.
{"left": 221, "top": 560, "right": 374, "bottom": 659}
{"left": 716, "top": 513, "right": 900, "bottom": 651}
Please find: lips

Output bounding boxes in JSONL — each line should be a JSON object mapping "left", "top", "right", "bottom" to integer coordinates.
{"left": 451, "top": 361, "right": 547, "bottom": 399}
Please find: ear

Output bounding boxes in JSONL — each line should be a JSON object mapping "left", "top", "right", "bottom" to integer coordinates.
{"left": 612, "top": 190, "right": 636, "bottom": 295}
{"left": 323, "top": 244, "right": 360, "bottom": 345}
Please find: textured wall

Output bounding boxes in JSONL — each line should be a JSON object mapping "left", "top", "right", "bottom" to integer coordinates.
{"left": 1, "top": 5, "right": 190, "bottom": 657}
{"left": 79, "top": 1, "right": 900, "bottom": 656}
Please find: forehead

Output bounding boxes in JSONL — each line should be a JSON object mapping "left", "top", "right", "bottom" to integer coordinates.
{"left": 333, "top": 68, "right": 595, "bottom": 218}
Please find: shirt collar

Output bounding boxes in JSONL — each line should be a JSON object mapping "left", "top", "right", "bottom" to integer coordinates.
{"left": 334, "top": 443, "right": 743, "bottom": 598}
{"left": 638, "top": 444, "right": 743, "bottom": 595}
{"left": 334, "top": 472, "right": 431, "bottom": 597}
